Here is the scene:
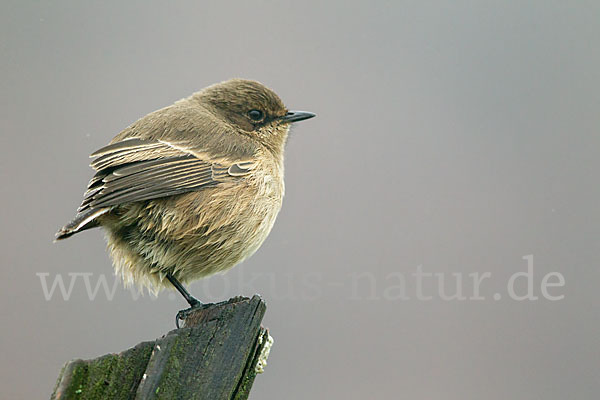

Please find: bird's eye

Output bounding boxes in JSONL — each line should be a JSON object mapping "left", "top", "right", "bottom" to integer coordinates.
{"left": 247, "top": 109, "right": 264, "bottom": 122}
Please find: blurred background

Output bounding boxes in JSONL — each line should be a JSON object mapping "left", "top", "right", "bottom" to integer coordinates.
{"left": 1, "top": 1, "right": 599, "bottom": 399}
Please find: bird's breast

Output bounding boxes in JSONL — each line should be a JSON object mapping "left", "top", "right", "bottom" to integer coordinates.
{"left": 103, "top": 158, "right": 286, "bottom": 284}
{"left": 167, "top": 157, "right": 284, "bottom": 242}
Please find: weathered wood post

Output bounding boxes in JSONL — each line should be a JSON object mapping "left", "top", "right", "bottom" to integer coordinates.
{"left": 51, "top": 295, "right": 272, "bottom": 400}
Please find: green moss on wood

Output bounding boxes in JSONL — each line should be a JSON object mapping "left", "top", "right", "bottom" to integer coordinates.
{"left": 52, "top": 341, "right": 155, "bottom": 399}
{"left": 52, "top": 296, "right": 268, "bottom": 400}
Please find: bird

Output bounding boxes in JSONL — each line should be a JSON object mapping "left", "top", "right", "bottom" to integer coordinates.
{"left": 56, "top": 78, "right": 315, "bottom": 324}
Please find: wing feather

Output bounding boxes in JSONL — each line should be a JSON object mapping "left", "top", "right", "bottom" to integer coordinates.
{"left": 76, "top": 139, "right": 254, "bottom": 213}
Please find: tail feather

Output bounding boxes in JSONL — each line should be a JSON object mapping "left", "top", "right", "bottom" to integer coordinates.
{"left": 55, "top": 208, "right": 109, "bottom": 241}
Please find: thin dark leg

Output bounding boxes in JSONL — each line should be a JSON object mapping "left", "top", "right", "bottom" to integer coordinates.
{"left": 166, "top": 273, "right": 201, "bottom": 307}
{"left": 166, "top": 273, "right": 205, "bottom": 328}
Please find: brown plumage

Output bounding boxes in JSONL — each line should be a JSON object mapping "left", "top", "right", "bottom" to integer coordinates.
{"left": 56, "top": 79, "right": 315, "bottom": 300}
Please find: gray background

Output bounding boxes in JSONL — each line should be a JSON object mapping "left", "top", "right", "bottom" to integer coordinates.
{"left": 1, "top": 1, "right": 599, "bottom": 399}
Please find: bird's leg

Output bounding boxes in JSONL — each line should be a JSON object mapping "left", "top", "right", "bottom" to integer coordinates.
{"left": 166, "top": 273, "right": 206, "bottom": 328}
{"left": 166, "top": 273, "right": 201, "bottom": 307}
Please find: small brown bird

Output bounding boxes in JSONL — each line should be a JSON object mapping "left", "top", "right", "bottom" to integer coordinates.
{"left": 56, "top": 79, "right": 314, "bottom": 321}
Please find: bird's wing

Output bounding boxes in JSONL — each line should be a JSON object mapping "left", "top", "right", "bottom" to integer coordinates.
{"left": 77, "top": 137, "right": 255, "bottom": 212}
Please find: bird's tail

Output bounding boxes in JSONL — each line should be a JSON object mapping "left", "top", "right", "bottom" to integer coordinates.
{"left": 55, "top": 208, "right": 109, "bottom": 241}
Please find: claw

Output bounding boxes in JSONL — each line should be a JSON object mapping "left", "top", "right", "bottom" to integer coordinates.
{"left": 176, "top": 310, "right": 185, "bottom": 329}
{"left": 174, "top": 303, "right": 210, "bottom": 328}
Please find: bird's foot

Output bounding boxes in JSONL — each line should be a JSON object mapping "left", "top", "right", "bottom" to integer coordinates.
{"left": 175, "top": 300, "right": 210, "bottom": 329}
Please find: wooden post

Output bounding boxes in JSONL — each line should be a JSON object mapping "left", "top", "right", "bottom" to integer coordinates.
{"left": 51, "top": 295, "right": 272, "bottom": 400}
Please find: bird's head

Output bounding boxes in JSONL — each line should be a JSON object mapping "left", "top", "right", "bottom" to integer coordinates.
{"left": 195, "top": 78, "right": 315, "bottom": 154}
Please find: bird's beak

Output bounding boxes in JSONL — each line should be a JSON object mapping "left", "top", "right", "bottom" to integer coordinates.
{"left": 280, "top": 110, "right": 316, "bottom": 123}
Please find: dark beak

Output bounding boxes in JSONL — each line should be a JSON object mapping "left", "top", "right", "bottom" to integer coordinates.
{"left": 281, "top": 110, "right": 316, "bottom": 123}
